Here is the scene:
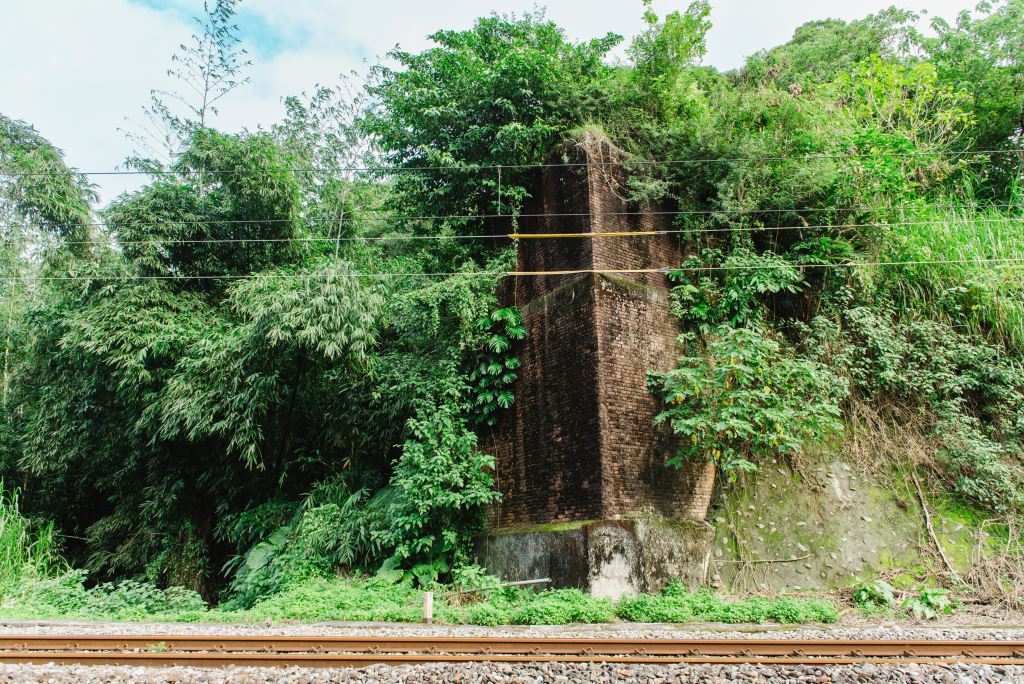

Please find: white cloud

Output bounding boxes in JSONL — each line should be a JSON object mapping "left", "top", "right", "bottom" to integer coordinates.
{"left": 0, "top": 0, "right": 979, "bottom": 207}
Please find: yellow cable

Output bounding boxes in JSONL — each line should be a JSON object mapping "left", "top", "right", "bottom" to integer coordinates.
{"left": 507, "top": 268, "right": 666, "bottom": 276}
{"left": 508, "top": 231, "right": 660, "bottom": 239}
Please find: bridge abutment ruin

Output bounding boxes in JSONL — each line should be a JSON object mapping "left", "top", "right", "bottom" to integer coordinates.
{"left": 478, "top": 133, "right": 716, "bottom": 598}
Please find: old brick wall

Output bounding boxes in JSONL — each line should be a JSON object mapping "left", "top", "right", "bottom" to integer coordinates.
{"left": 491, "top": 276, "right": 605, "bottom": 525}
{"left": 491, "top": 131, "right": 715, "bottom": 528}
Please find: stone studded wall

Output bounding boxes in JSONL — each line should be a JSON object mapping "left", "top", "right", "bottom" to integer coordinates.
{"left": 491, "top": 132, "right": 715, "bottom": 528}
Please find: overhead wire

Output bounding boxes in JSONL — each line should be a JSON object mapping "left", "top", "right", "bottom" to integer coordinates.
{"left": 4, "top": 256, "right": 1024, "bottom": 283}
{"left": 3, "top": 202, "right": 1022, "bottom": 231}
{"left": 2, "top": 148, "right": 1022, "bottom": 177}
{"left": 2, "top": 217, "right": 1021, "bottom": 249}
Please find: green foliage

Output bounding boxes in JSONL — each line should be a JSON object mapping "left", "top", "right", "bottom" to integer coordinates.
{"left": 832, "top": 57, "right": 975, "bottom": 152}
{"left": 127, "top": 0, "right": 251, "bottom": 162}
{"left": 364, "top": 10, "right": 622, "bottom": 263}
{"left": 0, "top": 568, "right": 838, "bottom": 626}
{"left": 0, "top": 115, "right": 96, "bottom": 250}
{"left": 903, "top": 587, "right": 954, "bottom": 620}
{"left": 225, "top": 577, "right": 420, "bottom": 623}
{"left": 377, "top": 396, "right": 499, "bottom": 571}
{"left": 877, "top": 207, "right": 1024, "bottom": 351}
{"left": 222, "top": 480, "right": 394, "bottom": 608}
{"left": 469, "top": 306, "right": 525, "bottom": 426}
{"left": 628, "top": 1, "right": 711, "bottom": 118}
{"left": 110, "top": 129, "right": 302, "bottom": 280}
{"left": 666, "top": 250, "right": 806, "bottom": 332}
{"left": 649, "top": 325, "right": 847, "bottom": 478}
{"left": 742, "top": 9, "right": 920, "bottom": 89}
{"left": 616, "top": 581, "right": 839, "bottom": 624}
{"left": 0, "top": 570, "right": 207, "bottom": 621}
{"left": 0, "top": 483, "right": 59, "bottom": 593}
{"left": 852, "top": 578, "right": 897, "bottom": 608}
{"left": 924, "top": 0, "right": 1024, "bottom": 165}
{"left": 10, "top": 128, "right": 386, "bottom": 592}
{"left": 464, "top": 588, "right": 616, "bottom": 626}
{"left": 800, "top": 306, "right": 1024, "bottom": 513}
{"left": 827, "top": 57, "right": 976, "bottom": 203}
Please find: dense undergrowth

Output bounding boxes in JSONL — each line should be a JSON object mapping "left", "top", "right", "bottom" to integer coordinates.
{"left": 1, "top": 0, "right": 1023, "bottom": 616}
{"left": 0, "top": 573, "right": 838, "bottom": 626}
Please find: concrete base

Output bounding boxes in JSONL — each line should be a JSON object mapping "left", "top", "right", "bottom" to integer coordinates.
{"left": 476, "top": 518, "right": 715, "bottom": 600}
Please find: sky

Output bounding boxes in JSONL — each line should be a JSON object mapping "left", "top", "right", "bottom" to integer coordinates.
{"left": 0, "top": 0, "right": 982, "bottom": 205}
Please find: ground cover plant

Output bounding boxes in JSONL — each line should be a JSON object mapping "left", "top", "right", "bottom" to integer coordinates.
{"left": 0, "top": 0, "right": 1022, "bottom": 617}
{"left": 0, "top": 571, "right": 839, "bottom": 626}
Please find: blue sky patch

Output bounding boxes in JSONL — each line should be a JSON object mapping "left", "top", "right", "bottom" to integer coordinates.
{"left": 127, "top": 0, "right": 309, "bottom": 58}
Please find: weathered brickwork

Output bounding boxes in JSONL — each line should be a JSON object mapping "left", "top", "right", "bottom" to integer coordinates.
{"left": 491, "top": 132, "right": 716, "bottom": 528}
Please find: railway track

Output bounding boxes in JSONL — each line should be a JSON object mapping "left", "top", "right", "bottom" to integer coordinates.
{"left": 0, "top": 635, "right": 1022, "bottom": 668}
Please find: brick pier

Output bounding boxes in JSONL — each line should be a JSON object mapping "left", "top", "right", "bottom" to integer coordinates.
{"left": 480, "top": 133, "right": 716, "bottom": 597}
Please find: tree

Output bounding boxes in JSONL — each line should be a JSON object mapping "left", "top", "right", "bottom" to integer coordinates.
{"left": 741, "top": 9, "right": 920, "bottom": 89}
{"left": 363, "top": 11, "right": 621, "bottom": 262}
{"left": 271, "top": 81, "right": 385, "bottom": 250}
{"left": 628, "top": 0, "right": 711, "bottom": 118}
{"left": 0, "top": 114, "right": 96, "bottom": 251}
{"left": 125, "top": 0, "right": 252, "bottom": 166}
{"left": 924, "top": 0, "right": 1024, "bottom": 194}
{"left": 108, "top": 129, "right": 301, "bottom": 281}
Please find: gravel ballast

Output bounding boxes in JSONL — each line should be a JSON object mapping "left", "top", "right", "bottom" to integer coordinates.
{"left": 0, "top": 661, "right": 1021, "bottom": 683}
{"left": 1, "top": 621, "right": 1024, "bottom": 641}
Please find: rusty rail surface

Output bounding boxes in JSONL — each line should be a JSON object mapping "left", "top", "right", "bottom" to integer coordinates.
{"left": 0, "top": 635, "right": 1022, "bottom": 668}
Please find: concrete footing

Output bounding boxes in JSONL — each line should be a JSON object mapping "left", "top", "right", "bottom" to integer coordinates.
{"left": 476, "top": 518, "right": 715, "bottom": 600}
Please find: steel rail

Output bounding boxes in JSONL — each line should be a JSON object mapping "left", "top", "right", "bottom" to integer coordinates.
{"left": 2, "top": 652, "right": 1024, "bottom": 667}
{"left": 0, "top": 635, "right": 1023, "bottom": 668}
{"left": 1, "top": 635, "right": 1024, "bottom": 657}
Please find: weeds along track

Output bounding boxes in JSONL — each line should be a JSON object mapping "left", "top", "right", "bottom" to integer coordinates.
{"left": 0, "top": 635, "right": 1023, "bottom": 667}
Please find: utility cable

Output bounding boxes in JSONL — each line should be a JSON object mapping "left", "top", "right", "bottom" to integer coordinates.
{"left": 5, "top": 217, "right": 1021, "bottom": 249}
{"left": 5, "top": 256, "right": 1024, "bottom": 283}
{"left": 4, "top": 203, "right": 1020, "bottom": 231}
{"left": 3, "top": 148, "right": 1021, "bottom": 177}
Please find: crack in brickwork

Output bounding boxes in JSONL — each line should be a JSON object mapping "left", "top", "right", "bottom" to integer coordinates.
{"left": 490, "top": 133, "right": 715, "bottom": 528}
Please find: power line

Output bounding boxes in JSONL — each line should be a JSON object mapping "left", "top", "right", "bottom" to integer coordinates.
{"left": 5, "top": 218, "right": 1020, "bottom": 249}
{"left": 508, "top": 217, "right": 1021, "bottom": 239}
{"left": 0, "top": 270, "right": 501, "bottom": 283}
{"left": 4, "top": 148, "right": 1021, "bottom": 177}
{"left": 510, "top": 257, "right": 1024, "bottom": 275}
{"left": 5, "top": 257, "right": 1024, "bottom": 283}
{"left": 4, "top": 202, "right": 1021, "bottom": 231}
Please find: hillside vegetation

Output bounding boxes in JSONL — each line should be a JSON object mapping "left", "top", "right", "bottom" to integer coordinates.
{"left": 0, "top": 0, "right": 1022, "bottom": 618}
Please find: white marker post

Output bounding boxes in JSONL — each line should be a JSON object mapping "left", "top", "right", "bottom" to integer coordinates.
{"left": 422, "top": 591, "right": 434, "bottom": 625}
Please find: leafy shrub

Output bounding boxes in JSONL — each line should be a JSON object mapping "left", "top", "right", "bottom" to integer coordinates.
{"left": 665, "top": 249, "right": 807, "bottom": 333}
{"left": 852, "top": 578, "right": 897, "bottom": 608}
{"left": 847, "top": 577, "right": 897, "bottom": 610}
{"left": 802, "top": 307, "right": 1024, "bottom": 513}
{"left": 469, "top": 307, "right": 526, "bottom": 426}
{"left": 0, "top": 569, "right": 842, "bottom": 626}
{"left": 903, "top": 587, "right": 954, "bottom": 620}
{"left": 649, "top": 324, "right": 847, "bottom": 479}
{"left": 449, "top": 563, "right": 503, "bottom": 593}
{"left": 477, "top": 588, "right": 617, "bottom": 625}
{"left": 376, "top": 397, "right": 500, "bottom": 573}
{"left": 223, "top": 482, "right": 394, "bottom": 609}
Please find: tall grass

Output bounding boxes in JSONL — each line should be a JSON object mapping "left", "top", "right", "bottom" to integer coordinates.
{"left": 876, "top": 202, "right": 1024, "bottom": 350}
{"left": 0, "top": 481, "right": 59, "bottom": 593}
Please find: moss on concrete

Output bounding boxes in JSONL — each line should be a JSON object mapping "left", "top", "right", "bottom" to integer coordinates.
{"left": 487, "top": 520, "right": 596, "bottom": 536}
{"left": 709, "top": 438, "right": 1000, "bottom": 592}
